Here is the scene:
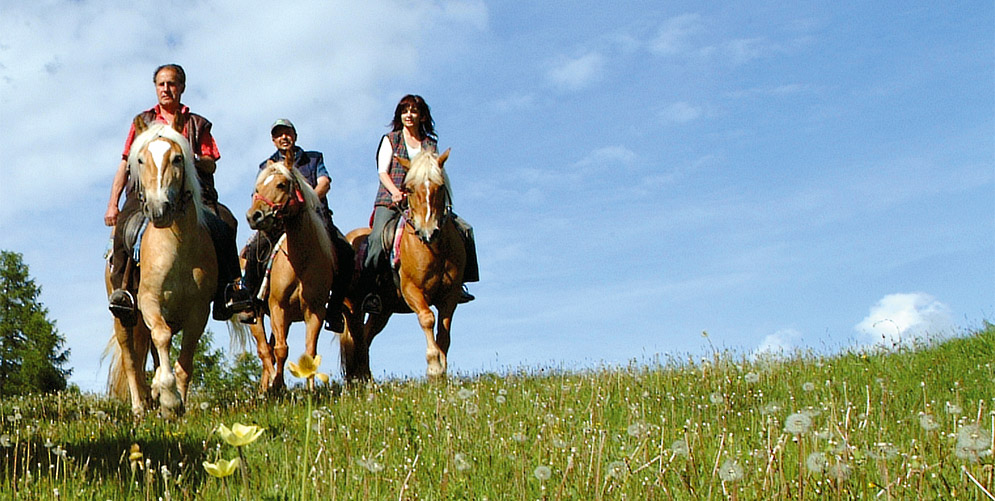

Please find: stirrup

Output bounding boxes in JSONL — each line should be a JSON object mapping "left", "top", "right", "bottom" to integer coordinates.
{"left": 361, "top": 293, "right": 383, "bottom": 315}
{"left": 224, "top": 282, "right": 254, "bottom": 313}
{"left": 458, "top": 285, "right": 475, "bottom": 304}
{"left": 109, "top": 289, "right": 137, "bottom": 327}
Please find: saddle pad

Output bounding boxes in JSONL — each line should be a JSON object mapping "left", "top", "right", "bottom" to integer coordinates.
{"left": 390, "top": 213, "right": 406, "bottom": 269}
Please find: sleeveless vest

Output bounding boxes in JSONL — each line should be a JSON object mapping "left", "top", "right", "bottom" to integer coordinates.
{"left": 374, "top": 131, "right": 437, "bottom": 207}
{"left": 260, "top": 147, "right": 330, "bottom": 212}
{"left": 136, "top": 109, "right": 218, "bottom": 202}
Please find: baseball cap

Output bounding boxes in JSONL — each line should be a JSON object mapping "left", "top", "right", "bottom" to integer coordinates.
{"left": 270, "top": 118, "right": 296, "bottom": 134}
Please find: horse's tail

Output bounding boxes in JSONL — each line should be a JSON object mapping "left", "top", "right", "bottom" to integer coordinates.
{"left": 227, "top": 319, "right": 251, "bottom": 354}
{"left": 102, "top": 331, "right": 130, "bottom": 401}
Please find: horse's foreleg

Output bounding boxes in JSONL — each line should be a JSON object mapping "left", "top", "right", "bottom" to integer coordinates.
{"left": 304, "top": 303, "right": 324, "bottom": 390}
{"left": 435, "top": 301, "right": 457, "bottom": 375}
{"left": 113, "top": 320, "right": 152, "bottom": 417}
{"left": 270, "top": 309, "right": 290, "bottom": 391}
{"left": 405, "top": 291, "right": 443, "bottom": 377}
{"left": 249, "top": 319, "right": 277, "bottom": 393}
{"left": 174, "top": 309, "right": 208, "bottom": 403}
{"left": 147, "top": 313, "right": 183, "bottom": 419}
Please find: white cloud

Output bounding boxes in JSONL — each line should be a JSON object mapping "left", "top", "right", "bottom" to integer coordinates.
{"left": 660, "top": 101, "right": 702, "bottom": 124}
{"left": 649, "top": 13, "right": 703, "bottom": 56}
{"left": 855, "top": 293, "right": 954, "bottom": 347}
{"left": 575, "top": 145, "right": 637, "bottom": 167}
{"left": 754, "top": 328, "right": 802, "bottom": 358}
{"left": 546, "top": 52, "right": 605, "bottom": 91}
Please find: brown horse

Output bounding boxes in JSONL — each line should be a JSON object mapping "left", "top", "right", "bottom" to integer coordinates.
{"left": 105, "top": 116, "right": 237, "bottom": 418}
{"left": 245, "top": 154, "right": 336, "bottom": 390}
{"left": 340, "top": 148, "right": 465, "bottom": 380}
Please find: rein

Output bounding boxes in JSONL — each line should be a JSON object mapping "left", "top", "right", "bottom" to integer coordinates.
{"left": 253, "top": 176, "right": 305, "bottom": 220}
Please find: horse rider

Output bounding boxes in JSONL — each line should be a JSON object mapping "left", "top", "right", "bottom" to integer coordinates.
{"left": 104, "top": 63, "right": 252, "bottom": 325}
{"left": 360, "top": 94, "right": 478, "bottom": 314}
{"left": 239, "top": 119, "right": 355, "bottom": 332}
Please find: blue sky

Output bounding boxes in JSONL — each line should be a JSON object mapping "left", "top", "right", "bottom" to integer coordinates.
{"left": 1, "top": 1, "right": 992, "bottom": 392}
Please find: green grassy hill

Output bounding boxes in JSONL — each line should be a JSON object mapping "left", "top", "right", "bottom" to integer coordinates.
{"left": 2, "top": 324, "right": 993, "bottom": 499}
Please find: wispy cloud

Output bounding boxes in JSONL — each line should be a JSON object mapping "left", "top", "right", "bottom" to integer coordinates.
{"left": 660, "top": 101, "right": 703, "bottom": 124}
{"left": 855, "top": 293, "right": 954, "bottom": 347}
{"left": 546, "top": 52, "right": 605, "bottom": 91}
{"left": 649, "top": 13, "right": 703, "bottom": 56}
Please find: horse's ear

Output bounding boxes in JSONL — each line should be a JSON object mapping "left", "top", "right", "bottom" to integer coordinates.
{"left": 132, "top": 116, "right": 147, "bottom": 135}
{"left": 438, "top": 148, "right": 451, "bottom": 168}
{"left": 395, "top": 155, "right": 410, "bottom": 169}
{"left": 171, "top": 110, "right": 188, "bottom": 134}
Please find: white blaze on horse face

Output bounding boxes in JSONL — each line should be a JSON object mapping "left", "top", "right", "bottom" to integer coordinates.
{"left": 263, "top": 173, "right": 276, "bottom": 186}
{"left": 423, "top": 180, "right": 432, "bottom": 226}
{"left": 146, "top": 139, "right": 173, "bottom": 201}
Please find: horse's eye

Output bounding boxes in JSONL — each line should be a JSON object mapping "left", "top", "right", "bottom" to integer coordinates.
{"left": 172, "top": 156, "right": 183, "bottom": 165}
{"left": 138, "top": 159, "right": 144, "bottom": 165}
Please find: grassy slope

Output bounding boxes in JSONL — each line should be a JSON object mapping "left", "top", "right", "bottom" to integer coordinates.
{"left": 1, "top": 324, "right": 993, "bottom": 499}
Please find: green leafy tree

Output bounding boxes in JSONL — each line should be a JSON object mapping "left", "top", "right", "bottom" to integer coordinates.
{"left": 170, "top": 328, "right": 260, "bottom": 400}
{"left": 0, "top": 250, "right": 71, "bottom": 396}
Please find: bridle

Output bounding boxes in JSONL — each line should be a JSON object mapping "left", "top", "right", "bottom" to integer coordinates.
{"left": 250, "top": 169, "right": 305, "bottom": 231}
{"left": 135, "top": 135, "right": 193, "bottom": 225}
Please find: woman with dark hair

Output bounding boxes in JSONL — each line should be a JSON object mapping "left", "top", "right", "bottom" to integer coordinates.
{"left": 361, "top": 95, "right": 477, "bottom": 313}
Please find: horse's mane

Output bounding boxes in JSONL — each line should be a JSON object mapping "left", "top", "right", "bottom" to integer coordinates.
{"left": 127, "top": 123, "right": 205, "bottom": 223}
{"left": 405, "top": 150, "right": 446, "bottom": 189}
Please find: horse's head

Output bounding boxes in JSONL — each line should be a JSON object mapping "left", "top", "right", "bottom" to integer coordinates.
{"left": 246, "top": 153, "right": 314, "bottom": 233}
{"left": 401, "top": 148, "right": 450, "bottom": 244}
{"left": 128, "top": 115, "right": 202, "bottom": 228}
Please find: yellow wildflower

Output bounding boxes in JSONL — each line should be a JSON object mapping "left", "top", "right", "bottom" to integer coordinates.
{"left": 217, "top": 423, "right": 265, "bottom": 447}
{"left": 288, "top": 353, "right": 330, "bottom": 384}
{"left": 203, "top": 457, "right": 240, "bottom": 478}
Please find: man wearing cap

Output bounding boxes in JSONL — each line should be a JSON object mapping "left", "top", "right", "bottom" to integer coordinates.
{"left": 104, "top": 63, "right": 251, "bottom": 325}
{"left": 240, "top": 119, "right": 354, "bottom": 332}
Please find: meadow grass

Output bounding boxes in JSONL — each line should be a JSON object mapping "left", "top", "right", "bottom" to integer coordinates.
{"left": 2, "top": 324, "right": 993, "bottom": 499}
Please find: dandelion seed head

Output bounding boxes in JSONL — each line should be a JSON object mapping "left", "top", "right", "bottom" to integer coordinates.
{"left": 827, "top": 463, "right": 850, "bottom": 480}
{"left": 495, "top": 395, "right": 507, "bottom": 404}
{"left": 945, "top": 402, "right": 962, "bottom": 415}
{"left": 457, "top": 388, "right": 474, "bottom": 400}
{"left": 512, "top": 432, "right": 527, "bottom": 443}
{"left": 806, "top": 452, "right": 828, "bottom": 474}
{"left": 606, "top": 460, "right": 627, "bottom": 479}
{"left": 718, "top": 459, "right": 744, "bottom": 482}
{"left": 802, "top": 382, "right": 816, "bottom": 392}
{"left": 784, "top": 412, "right": 812, "bottom": 435}
{"left": 918, "top": 414, "right": 939, "bottom": 431}
{"left": 957, "top": 424, "right": 992, "bottom": 451}
{"left": 533, "top": 465, "right": 552, "bottom": 481}
{"left": 627, "top": 421, "right": 649, "bottom": 439}
{"left": 670, "top": 439, "right": 690, "bottom": 458}
{"left": 744, "top": 372, "right": 760, "bottom": 384}
{"left": 454, "top": 453, "right": 472, "bottom": 472}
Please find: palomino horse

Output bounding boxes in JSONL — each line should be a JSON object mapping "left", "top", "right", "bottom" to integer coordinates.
{"left": 105, "top": 115, "right": 231, "bottom": 418}
{"left": 245, "top": 154, "right": 336, "bottom": 390}
{"left": 340, "top": 148, "right": 465, "bottom": 380}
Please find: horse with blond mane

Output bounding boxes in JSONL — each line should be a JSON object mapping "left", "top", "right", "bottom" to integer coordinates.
{"left": 244, "top": 153, "right": 337, "bottom": 390}
{"left": 105, "top": 115, "right": 243, "bottom": 418}
{"left": 339, "top": 148, "right": 465, "bottom": 380}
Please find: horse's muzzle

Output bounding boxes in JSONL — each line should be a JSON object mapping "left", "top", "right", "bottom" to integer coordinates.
{"left": 144, "top": 201, "right": 174, "bottom": 228}
{"left": 247, "top": 208, "right": 274, "bottom": 232}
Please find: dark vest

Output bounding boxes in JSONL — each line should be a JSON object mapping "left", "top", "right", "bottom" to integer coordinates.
{"left": 261, "top": 147, "right": 330, "bottom": 212}
{"left": 136, "top": 109, "right": 218, "bottom": 202}
{"left": 374, "top": 131, "right": 438, "bottom": 207}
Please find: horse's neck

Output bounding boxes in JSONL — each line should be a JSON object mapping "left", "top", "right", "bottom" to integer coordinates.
{"left": 282, "top": 211, "right": 329, "bottom": 262}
